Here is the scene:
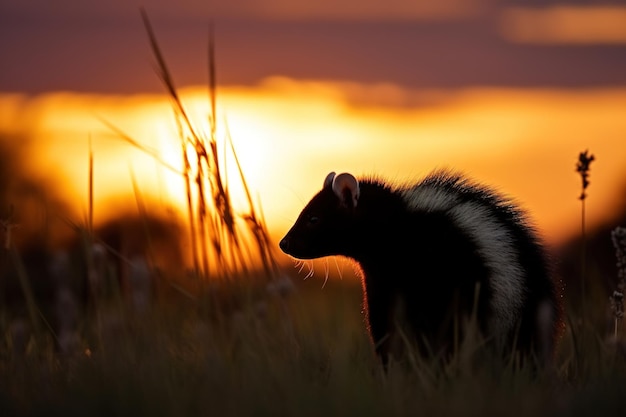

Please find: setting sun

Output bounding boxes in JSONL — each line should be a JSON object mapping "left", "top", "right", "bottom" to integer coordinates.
{"left": 1, "top": 80, "right": 625, "bottom": 263}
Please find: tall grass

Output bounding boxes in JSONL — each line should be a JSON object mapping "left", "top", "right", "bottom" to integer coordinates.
{"left": 610, "top": 227, "right": 626, "bottom": 339}
{"left": 2, "top": 13, "right": 626, "bottom": 417}
{"left": 2, "top": 277, "right": 626, "bottom": 416}
{"left": 139, "top": 9, "right": 278, "bottom": 285}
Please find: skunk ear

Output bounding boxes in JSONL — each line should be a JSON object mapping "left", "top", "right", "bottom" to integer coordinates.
{"left": 332, "top": 173, "right": 360, "bottom": 209}
{"left": 323, "top": 172, "right": 336, "bottom": 188}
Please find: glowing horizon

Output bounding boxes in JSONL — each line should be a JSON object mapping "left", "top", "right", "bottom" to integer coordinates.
{"left": 1, "top": 79, "right": 625, "bottom": 268}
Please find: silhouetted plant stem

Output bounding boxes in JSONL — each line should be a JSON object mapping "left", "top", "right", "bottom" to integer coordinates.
{"left": 139, "top": 8, "right": 280, "bottom": 283}
{"left": 576, "top": 149, "right": 595, "bottom": 315}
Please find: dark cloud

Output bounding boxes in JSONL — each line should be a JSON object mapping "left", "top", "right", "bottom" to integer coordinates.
{"left": 1, "top": 1, "right": 625, "bottom": 93}
{"left": 0, "top": 0, "right": 489, "bottom": 20}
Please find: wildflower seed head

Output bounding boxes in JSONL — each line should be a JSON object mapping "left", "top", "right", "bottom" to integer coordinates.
{"left": 576, "top": 149, "right": 595, "bottom": 200}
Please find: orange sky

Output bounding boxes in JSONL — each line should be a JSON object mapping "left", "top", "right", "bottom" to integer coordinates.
{"left": 1, "top": 80, "right": 625, "bottom": 258}
{"left": 1, "top": 1, "right": 625, "bottom": 274}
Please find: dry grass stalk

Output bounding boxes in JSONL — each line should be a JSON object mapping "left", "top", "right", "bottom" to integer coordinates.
{"left": 97, "top": 118, "right": 182, "bottom": 176}
{"left": 130, "top": 169, "right": 156, "bottom": 268}
{"left": 3, "top": 224, "right": 45, "bottom": 349}
{"left": 139, "top": 8, "right": 279, "bottom": 283}
{"left": 86, "top": 138, "right": 98, "bottom": 309}
{"left": 576, "top": 149, "right": 595, "bottom": 312}
{"left": 228, "top": 126, "right": 280, "bottom": 280}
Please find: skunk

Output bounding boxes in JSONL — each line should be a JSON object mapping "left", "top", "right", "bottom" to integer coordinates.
{"left": 280, "top": 170, "right": 561, "bottom": 366}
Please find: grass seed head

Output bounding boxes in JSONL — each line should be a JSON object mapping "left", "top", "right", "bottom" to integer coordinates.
{"left": 576, "top": 149, "right": 595, "bottom": 201}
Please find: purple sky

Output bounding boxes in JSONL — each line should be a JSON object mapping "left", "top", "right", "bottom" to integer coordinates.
{"left": 1, "top": 0, "right": 625, "bottom": 93}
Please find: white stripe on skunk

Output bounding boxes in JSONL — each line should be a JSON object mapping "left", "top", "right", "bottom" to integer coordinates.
{"left": 280, "top": 170, "right": 561, "bottom": 366}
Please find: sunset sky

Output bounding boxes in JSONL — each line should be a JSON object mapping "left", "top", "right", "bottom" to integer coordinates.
{"left": 1, "top": 0, "right": 626, "bottom": 266}
{"left": 2, "top": 0, "right": 626, "bottom": 93}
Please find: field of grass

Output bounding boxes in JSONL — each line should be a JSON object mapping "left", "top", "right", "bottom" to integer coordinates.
{"left": 2, "top": 12, "right": 626, "bottom": 416}
{"left": 1, "top": 268, "right": 626, "bottom": 417}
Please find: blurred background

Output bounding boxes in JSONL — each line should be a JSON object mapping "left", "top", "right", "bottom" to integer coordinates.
{"left": 1, "top": 0, "right": 625, "bottom": 279}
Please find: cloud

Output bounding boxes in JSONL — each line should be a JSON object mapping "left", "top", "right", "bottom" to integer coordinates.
{"left": 223, "top": 0, "right": 487, "bottom": 20}
{"left": 499, "top": 6, "right": 626, "bottom": 45}
{"left": 2, "top": 0, "right": 488, "bottom": 21}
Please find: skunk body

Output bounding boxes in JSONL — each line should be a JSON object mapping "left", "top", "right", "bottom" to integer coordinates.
{"left": 279, "top": 170, "right": 561, "bottom": 366}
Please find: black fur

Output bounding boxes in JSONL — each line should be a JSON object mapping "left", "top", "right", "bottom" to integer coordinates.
{"left": 280, "top": 170, "right": 562, "bottom": 366}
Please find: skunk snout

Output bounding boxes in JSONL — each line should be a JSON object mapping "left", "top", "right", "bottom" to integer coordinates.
{"left": 279, "top": 237, "right": 290, "bottom": 253}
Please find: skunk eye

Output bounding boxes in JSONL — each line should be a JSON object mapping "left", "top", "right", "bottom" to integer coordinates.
{"left": 307, "top": 215, "right": 320, "bottom": 225}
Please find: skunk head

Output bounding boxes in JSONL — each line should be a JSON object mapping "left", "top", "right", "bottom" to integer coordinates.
{"left": 279, "top": 172, "right": 360, "bottom": 259}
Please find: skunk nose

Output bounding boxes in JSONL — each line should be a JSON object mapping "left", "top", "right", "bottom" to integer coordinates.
{"left": 279, "top": 237, "right": 289, "bottom": 252}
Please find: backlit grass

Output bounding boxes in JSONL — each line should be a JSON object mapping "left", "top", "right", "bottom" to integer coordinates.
{"left": 1, "top": 11, "right": 626, "bottom": 417}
